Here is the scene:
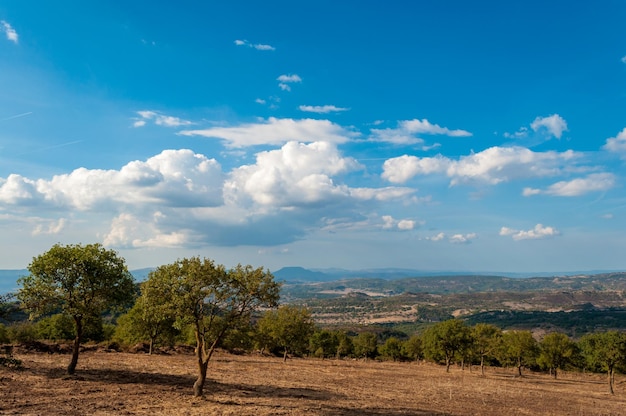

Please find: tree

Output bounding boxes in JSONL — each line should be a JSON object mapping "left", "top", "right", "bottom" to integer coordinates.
{"left": 380, "top": 336, "right": 404, "bottom": 361}
{"left": 142, "top": 257, "right": 280, "bottom": 397}
{"left": 537, "top": 332, "right": 576, "bottom": 379}
{"left": 422, "top": 319, "right": 472, "bottom": 372}
{"left": 257, "top": 305, "right": 315, "bottom": 361}
{"left": 499, "top": 330, "right": 538, "bottom": 377}
{"left": 309, "top": 329, "right": 338, "bottom": 359}
{"left": 0, "top": 292, "right": 15, "bottom": 321}
{"left": 18, "top": 243, "right": 135, "bottom": 375}
{"left": 115, "top": 289, "right": 179, "bottom": 354}
{"left": 471, "top": 323, "right": 502, "bottom": 376}
{"left": 402, "top": 334, "right": 423, "bottom": 362}
{"left": 334, "top": 330, "right": 354, "bottom": 359}
{"left": 353, "top": 332, "right": 378, "bottom": 359}
{"left": 579, "top": 331, "right": 626, "bottom": 394}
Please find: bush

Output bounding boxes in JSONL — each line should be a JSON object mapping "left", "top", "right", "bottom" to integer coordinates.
{"left": 0, "top": 323, "right": 9, "bottom": 344}
{"left": 7, "top": 322, "right": 37, "bottom": 343}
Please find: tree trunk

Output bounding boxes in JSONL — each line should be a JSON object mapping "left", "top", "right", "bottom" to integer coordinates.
{"left": 283, "top": 347, "right": 288, "bottom": 362}
{"left": 149, "top": 337, "right": 154, "bottom": 355}
{"left": 480, "top": 356, "right": 485, "bottom": 377}
{"left": 609, "top": 367, "right": 614, "bottom": 395}
{"left": 67, "top": 316, "right": 83, "bottom": 375}
{"left": 517, "top": 357, "right": 523, "bottom": 377}
{"left": 552, "top": 368, "right": 557, "bottom": 379}
{"left": 193, "top": 328, "right": 208, "bottom": 397}
{"left": 445, "top": 356, "right": 451, "bottom": 373}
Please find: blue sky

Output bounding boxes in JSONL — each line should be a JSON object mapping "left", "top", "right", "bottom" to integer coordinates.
{"left": 1, "top": 1, "right": 626, "bottom": 273}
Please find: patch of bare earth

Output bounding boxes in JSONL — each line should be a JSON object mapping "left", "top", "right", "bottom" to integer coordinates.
{"left": 2, "top": 350, "right": 625, "bottom": 415}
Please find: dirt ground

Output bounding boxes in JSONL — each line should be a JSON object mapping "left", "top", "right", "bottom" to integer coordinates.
{"left": 2, "top": 348, "right": 625, "bottom": 416}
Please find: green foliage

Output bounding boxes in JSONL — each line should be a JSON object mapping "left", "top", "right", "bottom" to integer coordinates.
{"left": 17, "top": 243, "right": 135, "bottom": 374}
{"left": 0, "top": 323, "right": 9, "bottom": 344}
{"left": 498, "top": 330, "right": 538, "bottom": 376}
{"left": 379, "top": 337, "right": 404, "bottom": 361}
{"left": 579, "top": 331, "right": 626, "bottom": 394}
{"left": 537, "top": 332, "right": 577, "bottom": 378}
{"left": 422, "top": 319, "right": 472, "bottom": 371}
{"left": 353, "top": 332, "right": 378, "bottom": 359}
{"left": 257, "top": 305, "right": 315, "bottom": 359}
{"left": 142, "top": 257, "right": 280, "bottom": 396}
{"left": 309, "top": 329, "right": 338, "bottom": 358}
{"left": 36, "top": 314, "right": 74, "bottom": 341}
{"left": 401, "top": 334, "right": 423, "bottom": 361}
{"left": 114, "top": 294, "right": 179, "bottom": 352}
{"left": 7, "top": 322, "right": 37, "bottom": 343}
{"left": 471, "top": 323, "right": 502, "bottom": 374}
{"left": 334, "top": 330, "right": 354, "bottom": 358}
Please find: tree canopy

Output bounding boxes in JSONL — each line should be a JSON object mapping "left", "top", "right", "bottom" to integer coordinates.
{"left": 17, "top": 243, "right": 135, "bottom": 374}
{"left": 142, "top": 257, "right": 280, "bottom": 397}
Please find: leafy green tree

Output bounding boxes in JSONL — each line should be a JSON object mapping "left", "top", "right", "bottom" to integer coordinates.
{"left": 309, "top": 329, "right": 338, "bottom": 359}
{"left": 499, "top": 330, "right": 538, "bottom": 377}
{"left": 472, "top": 323, "right": 502, "bottom": 376}
{"left": 114, "top": 292, "right": 179, "bottom": 354}
{"left": 0, "top": 323, "right": 8, "bottom": 344}
{"left": 537, "top": 332, "right": 576, "bottom": 379}
{"left": 402, "top": 334, "right": 423, "bottom": 362}
{"left": 142, "top": 257, "right": 280, "bottom": 397}
{"left": 36, "top": 313, "right": 75, "bottom": 341}
{"left": 579, "top": 331, "right": 626, "bottom": 394}
{"left": 0, "top": 293, "right": 15, "bottom": 321}
{"left": 353, "top": 332, "right": 378, "bottom": 359}
{"left": 422, "top": 319, "right": 472, "bottom": 372}
{"left": 18, "top": 243, "right": 135, "bottom": 375}
{"left": 257, "top": 305, "right": 315, "bottom": 361}
{"left": 380, "top": 336, "right": 404, "bottom": 361}
{"left": 334, "top": 330, "right": 353, "bottom": 358}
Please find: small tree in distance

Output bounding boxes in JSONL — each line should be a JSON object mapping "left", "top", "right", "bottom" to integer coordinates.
{"left": 537, "top": 332, "right": 576, "bottom": 379}
{"left": 18, "top": 243, "right": 135, "bottom": 375}
{"left": 257, "top": 305, "right": 315, "bottom": 361}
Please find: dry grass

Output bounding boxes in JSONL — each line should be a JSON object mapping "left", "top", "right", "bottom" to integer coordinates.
{"left": 2, "top": 350, "right": 625, "bottom": 415}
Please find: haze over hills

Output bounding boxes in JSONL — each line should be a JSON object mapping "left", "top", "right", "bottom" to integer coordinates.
{"left": 2, "top": 266, "right": 625, "bottom": 295}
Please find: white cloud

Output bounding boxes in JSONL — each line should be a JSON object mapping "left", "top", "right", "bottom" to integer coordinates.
{"left": 523, "top": 173, "right": 615, "bottom": 197}
{"left": 179, "top": 117, "right": 358, "bottom": 148}
{"left": 133, "top": 110, "right": 192, "bottom": 128}
{"left": 603, "top": 128, "right": 626, "bottom": 158}
{"left": 299, "top": 105, "right": 350, "bottom": 114}
{"left": 278, "top": 83, "right": 291, "bottom": 92}
{"left": 255, "top": 98, "right": 266, "bottom": 105}
{"left": 234, "top": 39, "right": 275, "bottom": 51}
{"left": 449, "top": 233, "right": 477, "bottom": 244}
{"left": 370, "top": 118, "right": 471, "bottom": 145}
{"left": 601, "top": 213, "right": 613, "bottom": 220}
{"left": 32, "top": 218, "right": 66, "bottom": 236}
{"left": 0, "top": 149, "right": 224, "bottom": 210}
{"left": 1, "top": 21, "right": 18, "bottom": 43}
{"left": 103, "top": 213, "right": 191, "bottom": 248}
{"left": 621, "top": 56, "right": 626, "bottom": 64}
{"left": 500, "top": 224, "right": 559, "bottom": 241}
{"left": 530, "top": 114, "right": 568, "bottom": 139}
{"left": 380, "top": 215, "right": 416, "bottom": 230}
{"left": 382, "top": 146, "right": 579, "bottom": 185}
{"left": 427, "top": 232, "right": 446, "bottom": 242}
{"left": 277, "top": 74, "right": 302, "bottom": 83}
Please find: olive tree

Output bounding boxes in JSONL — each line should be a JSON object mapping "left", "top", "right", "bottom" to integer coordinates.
{"left": 423, "top": 319, "right": 472, "bottom": 372}
{"left": 257, "top": 305, "right": 315, "bottom": 361}
{"left": 537, "top": 332, "right": 576, "bottom": 379}
{"left": 17, "top": 243, "right": 135, "bottom": 375}
{"left": 142, "top": 257, "right": 280, "bottom": 397}
{"left": 579, "top": 331, "right": 626, "bottom": 394}
{"left": 499, "top": 330, "right": 538, "bottom": 377}
{"left": 353, "top": 332, "right": 378, "bottom": 359}
{"left": 472, "top": 323, "right": 502, "bottom": 376}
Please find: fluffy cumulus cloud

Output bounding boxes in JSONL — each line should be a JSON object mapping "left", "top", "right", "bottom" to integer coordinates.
{"left": 523, "top": 173, "right": 615, "bottom": 197}
{"left": 133, "top": 110, "right": 192, "bottom": 128}
{"left": 370, "top": 118, "right": 471, "bottom": 145}
{"left": 382, "top": 146, "right": 578, "bottom": 185}
{"left": 0, "top": 149, "right": 224, "bottom": 210}
{"left": 449, "top": 233, "right": 477, "bottom": 244}
{"left": 1, "top": 142, "right": 418, "bottom": 249}
{"left": 179, "top": 117, "right": 357, "bottom": 147}
{"left": 1, "top": 20, "right": 18, "bottom": 43}
{"left": 500, "top": 224, "right": 560, "bottom": 241}
{"left": 603, "top": 128, "right": 626, "bottom": 158}
{"left": 299, "top": 105, "right": 350, "bottom": 114}
{"left": 234, "top": 39, "right": 275, "bottom": 51}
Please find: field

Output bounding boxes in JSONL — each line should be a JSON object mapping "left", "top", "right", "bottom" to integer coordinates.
{"left": 2, "top": 349, "right": 625, "bottom": 415}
